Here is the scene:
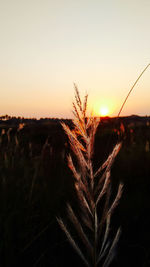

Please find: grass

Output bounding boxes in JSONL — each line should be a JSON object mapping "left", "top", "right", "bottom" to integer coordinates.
{"left": 118, "top": 63, "right": 150, "bottom": 117}
{"left": 58, "top": 86, "right": 123, "bottom": 267}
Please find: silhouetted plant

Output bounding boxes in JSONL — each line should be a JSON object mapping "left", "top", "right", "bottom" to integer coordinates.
{"left": 57, "top": 86, "right": 123, "bottom": 267}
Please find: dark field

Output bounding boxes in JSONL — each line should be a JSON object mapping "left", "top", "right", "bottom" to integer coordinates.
{"left": 0, "top": 115, "right": 150, "bottom": 267}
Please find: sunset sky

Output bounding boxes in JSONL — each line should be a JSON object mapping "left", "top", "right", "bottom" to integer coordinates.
{"left": 0, "top": 0, "right": 150, "bottom": 118}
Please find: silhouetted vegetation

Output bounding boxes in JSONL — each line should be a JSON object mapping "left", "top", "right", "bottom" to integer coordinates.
{"left": 0, "top": 115, "right": 150, "bottom": 266}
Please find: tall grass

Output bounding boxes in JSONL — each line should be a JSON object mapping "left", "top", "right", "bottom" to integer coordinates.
{"left": 57, "top": 86, "right": 123, "bottom": 267}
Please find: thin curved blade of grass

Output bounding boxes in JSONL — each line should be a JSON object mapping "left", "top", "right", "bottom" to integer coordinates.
{"left": 97, "top": 241, "right": 110, "bottom": 264}
{"left": 108, "top": 183, "right": 123, "bottom": 216}
{"left": 75, "top": 178, "right": 93, "bottom": 208}
{"left": 95, "top": 143, "right": 122, "bottom": 195}
{"left": 57, "top": 217, "right": 90, "bottom": 267}
{"left": 67, "top": 154, "right": 80, "bottom": 181}
{"left": 98, "top": 214, "right": 111, "bottom": 263}
{"left": 98, "top": 185, "right": 111, "bottom": 235}
{"left": 75, "top": 183, "right": 93, "bottom": 216}
{"left": 96, "top": 171, "right": 111, "bottom": 205}
{"left": 67, "top": 204, "right": 93, "bottom": 255}
{"left": 94, "top": 143, "right": 122, "bottom": 179}
{"left": 102, "top": 228, "right": 121, "bottom": 267}
{"left": 118, "top": 63, "right": 150, "bottom": 117}
{"left": 80, "top": 213, "right": 93, "bottom": 231}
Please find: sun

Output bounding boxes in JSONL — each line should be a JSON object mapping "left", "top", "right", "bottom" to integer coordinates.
{"left": 92, "top": 99, "right": 114, "bottom": 117}
{"left": 99, "top": 106, "right": 109, "bottom": 117}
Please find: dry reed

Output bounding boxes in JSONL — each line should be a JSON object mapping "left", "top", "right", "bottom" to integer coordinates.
{"left": 57, "top": 86, "right": 123, "bottom": 267}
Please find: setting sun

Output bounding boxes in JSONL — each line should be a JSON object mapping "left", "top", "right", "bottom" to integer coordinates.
{"left": 91, "top": 97, "right": 116, "bottom": 118}
{"left": 99, "top": 106, "right": 109, "bottom": 117}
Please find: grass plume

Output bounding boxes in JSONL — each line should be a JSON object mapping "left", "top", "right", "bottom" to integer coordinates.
{"left": 58, "top": 86, "right": 123, "bottom": 267}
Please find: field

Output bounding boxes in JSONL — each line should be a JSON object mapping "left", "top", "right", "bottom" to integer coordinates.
{"left": 0, "top": 115, "right": 150, "bottom": 267}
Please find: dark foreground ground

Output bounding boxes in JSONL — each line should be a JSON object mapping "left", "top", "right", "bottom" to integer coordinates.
{"left": 0, "top": 115, "right": 150, "bottom": 267}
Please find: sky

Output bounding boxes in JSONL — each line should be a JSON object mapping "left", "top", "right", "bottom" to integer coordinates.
{"left": 0, "top": 0, "right": 150, "bottom": 118}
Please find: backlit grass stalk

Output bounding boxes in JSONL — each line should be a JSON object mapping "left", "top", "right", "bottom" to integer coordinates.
{"left": 118, "top": 63, "right": 150, "bottom": 117}
{"left": 57, "top": 86, "right": 123, "bottom": 267}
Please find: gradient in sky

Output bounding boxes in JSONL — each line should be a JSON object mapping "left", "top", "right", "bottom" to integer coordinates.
{"left": 0, "top": 0, "right": 150, "bottom": 118}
